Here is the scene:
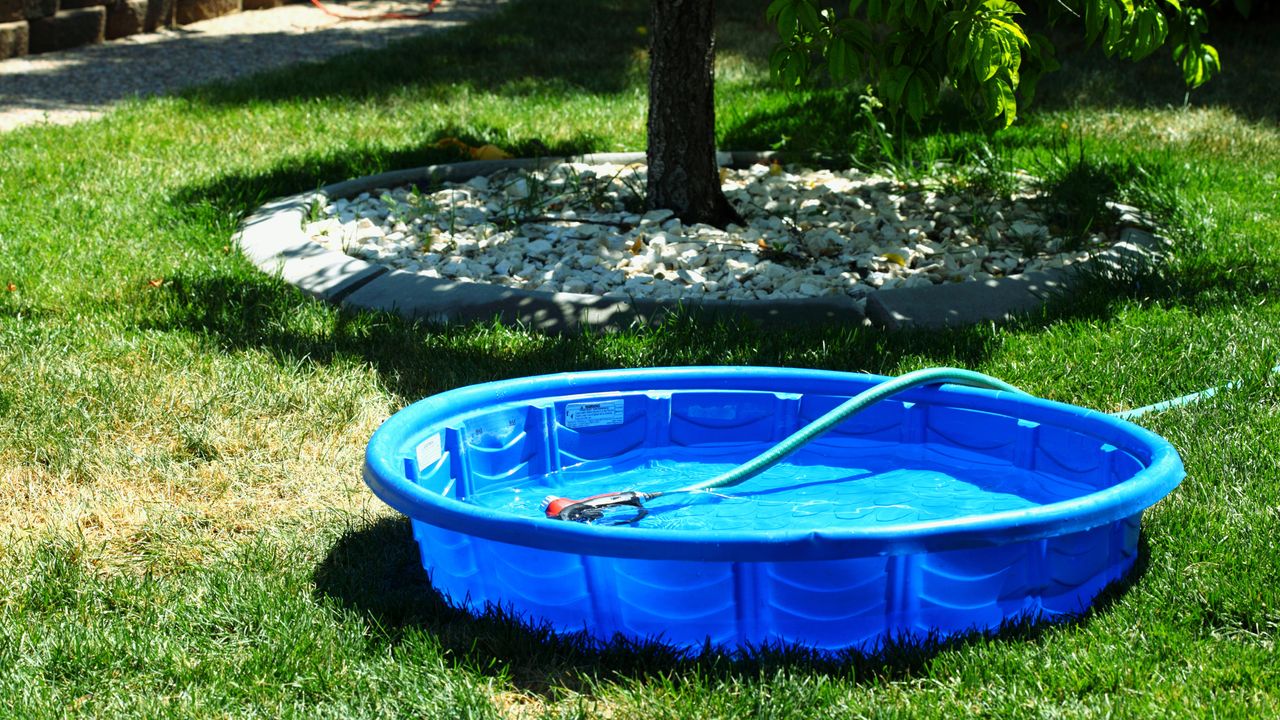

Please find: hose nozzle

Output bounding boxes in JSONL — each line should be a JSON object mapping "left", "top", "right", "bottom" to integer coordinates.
{"left": 542, "top": 490, "right": 653, "bottom": 524}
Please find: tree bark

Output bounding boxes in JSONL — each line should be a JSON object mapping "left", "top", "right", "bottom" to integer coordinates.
{"left": 645, "top": 0, "right": 744, "bottom": 228}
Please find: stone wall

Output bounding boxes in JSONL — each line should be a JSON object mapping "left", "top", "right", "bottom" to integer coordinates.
{"left": 0, "top": 0, "right": 291, "bottom": 59}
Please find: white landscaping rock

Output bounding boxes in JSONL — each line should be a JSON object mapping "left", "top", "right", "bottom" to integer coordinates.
{"left": 304, "top": 162, "right": 1128, "bottom": 303}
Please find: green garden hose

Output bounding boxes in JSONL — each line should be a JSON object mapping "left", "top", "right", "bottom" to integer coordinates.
{"left": 674, "top": 367, "right": 1026, "bottom": 494}
{"left": 544, "top": 367, "right": 1026, "bottom": 522}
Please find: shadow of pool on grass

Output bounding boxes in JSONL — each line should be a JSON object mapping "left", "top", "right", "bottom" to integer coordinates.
{"left": 311, "top": 514, "right": 1152, "bottom": 693}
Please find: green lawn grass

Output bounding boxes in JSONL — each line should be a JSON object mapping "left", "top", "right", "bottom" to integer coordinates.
{"left": 2, "top": 0, "right": 1279, "bottom": 716}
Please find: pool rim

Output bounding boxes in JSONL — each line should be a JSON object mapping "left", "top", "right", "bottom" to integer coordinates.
{"left": 364, "top": 366, "right": 1184, "bottom": 562}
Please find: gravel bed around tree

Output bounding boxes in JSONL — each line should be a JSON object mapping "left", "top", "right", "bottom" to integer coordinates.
{"left": 304, "top": 159, "right": 1119, "bottom": 310}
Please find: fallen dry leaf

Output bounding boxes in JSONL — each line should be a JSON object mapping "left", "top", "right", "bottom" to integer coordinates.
{"left": 435, "top": 137, "right": 513, "bottom": 161}
{"left": 472, "top": 144, "right": 513, "bottom": 161}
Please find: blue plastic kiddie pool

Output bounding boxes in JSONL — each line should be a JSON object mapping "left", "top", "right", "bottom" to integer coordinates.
{"left": 363, "top": 366, "right": 1184, "bottom": 652}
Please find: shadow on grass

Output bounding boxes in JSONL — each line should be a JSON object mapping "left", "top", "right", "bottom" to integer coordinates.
{"left": 143, "top": 271, "right": 589, "bottom": 400}
{"left": 0, "top": 1, "right": 504, "bottom": 124}
{"left": 181, "top": 0, "right": 649, "bottom": 110}
{"left": 721, "top": 82, "right": 1033, "bottom": 167}
{"left": 172, "top": 0, "right": 1280, "bottom": 130}
{"left": 312, "top": 514, "right": 1152, "bottom": 693}
{"left": 143, "top": 266, "right": 1009, "bottom": 402}
{"left": 164, "top": 125, "right": 604, "bottom": 220}
{"left": 1039, "top": 249, "right": 1280, "bottom": 325}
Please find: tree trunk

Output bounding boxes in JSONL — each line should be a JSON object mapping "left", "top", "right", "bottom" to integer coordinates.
{"left": 645, "top": 0, "right": 744, "bottom": 228}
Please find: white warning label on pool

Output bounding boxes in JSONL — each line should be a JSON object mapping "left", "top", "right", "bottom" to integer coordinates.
{"left": 565, "top": 399, "right": 625, "bottom": 428}
{"left": 415, "top": 433, "right": 442, "bottom": 472}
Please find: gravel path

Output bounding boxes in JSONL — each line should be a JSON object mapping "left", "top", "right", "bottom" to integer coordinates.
{"left": 0, "top": 0, "right": 503, "bottom": 133}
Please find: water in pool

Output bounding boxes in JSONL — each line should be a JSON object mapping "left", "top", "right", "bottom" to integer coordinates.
{"left": 468, "top": 442, "right": 1088, "bottom": 531}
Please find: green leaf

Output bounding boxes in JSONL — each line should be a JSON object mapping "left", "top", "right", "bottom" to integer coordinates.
{"left": 992, "top": 18, "right": 1029, "bottom": 46}
{"left": 796, "top": 0, "right": 822, "bottom": 32}
{"left": 996, "top": 78, "right": 1017, "bottom": 126}
{"left": 1204, "top": 43, "right": 1221, "bottom": 71}
{"left": 981, "top": 78, "right": 1002, "bottom": 119}
{"left": 776, "top": 2, "right": 798, "bottom": 36}
{"left": 1021, "top": 69, "right": 1042, "bottom": 107}
{"left": 905, "top": 74, "right": 927, "bottom": 123}
{"left": 828, "top": 34, "right": 847, "bottom": 81}
{"left": 770, "top": 44, "right": 807, "bottom": 87}
{"left": 881, "top": 65, "right": 913, "bottom": 107}
{"left": 828, "top": 37, "right": 862, "bottom": 83}
{"left": 1195, "top": 43, "right": 1222, "bottom": 87}
{"left": 767, "top": 0, "right": 794, "bottom": 28}
{"left": 1029, "top": 33, "right": 1060, "bottom": 73}
{"left": 983, "top": 0, "right": 1024, "bottom": 15}
{"left": 1000, "top": 62, "right": 1020, "bottom": 91}
{"left": 848, "top": 0, "right": 866, "bottom": 14}
{"left": 1178, "top": 41, "right": 1211, "bottom": 87}
{"left": 1085, "top": 0, "right": 1105, "bottom": 46}
{"left": 980, "top": 75, "right": 1017, "bottom": 126}
{"left": 892, "top": 33, "right": 910, "bottom": 65}
{"left": 1103, "top": 0, "right": 1124, "bottom": 51}
{"left": 978, "top": 33, "right": 1001, "bottom": 81}
{"left": 997, "top": 29, "right": 1015, "bottom": 67}
{"left": 837, "top": 17, "right": 873, "bottom": 48}
{"left": 947, "top": 21, "right": 972, "bottom": 71}
{"left": 1134, "top": 6, "right": 1168, "bottom": 61}
{"left": 1129, "top": 5, "right": 1153, "bottom": 59}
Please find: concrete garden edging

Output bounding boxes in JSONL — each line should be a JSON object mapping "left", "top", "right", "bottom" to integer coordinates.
{"left": 234, "top": 151, "right": 1166, "bottom": 333}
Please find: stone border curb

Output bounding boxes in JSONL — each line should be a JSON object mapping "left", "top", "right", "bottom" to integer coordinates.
{"left": 865, "top": 219, "right": 1165, "bottom": 330}
{"left": 234, "top": 153, "right": 1166, "bottom": 333}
